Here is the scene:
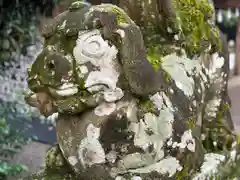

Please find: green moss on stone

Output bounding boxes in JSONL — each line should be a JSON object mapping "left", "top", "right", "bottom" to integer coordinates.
{"left": 112, "top": 8, "right": 127, "bottom": 24}
{"left": 45, "top": 146, "right": 65, "bottom": 170}
{"left": 147, "top": 45, "right": 177, "bottom": 70}
{"left": 91, "top": 4, "right": 133, "bottom": 25}
{"left": 187, "top": 118, "right": 197, "bottom": 129}
{"left": 175, "top": 166, "right": 189, "bottom": 180}
{"left": 142, "top": 100, "right": 155, "bottom": 110}
{"left": 236, "top": 135, "right": 240, "bottom": 145}
{"left": 147, "top": 48, "right": 162, "bottom": 71}
{"left": 139, "top": 99, "right": 158, "bottom": 116}
{"left": 31, "top": 168, "right": 75, "bottom": 180}
{"left": 145, "top": 0, "right": 222, "bottom": 68}
{"left": 172, "top": 0, "right": 221, "bottom": 57}
{"left": 163, "top": 70, "right": 171, "bottom": 83}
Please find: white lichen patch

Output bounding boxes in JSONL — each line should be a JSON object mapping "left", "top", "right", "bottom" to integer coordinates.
{"left": 115, "top": 29, "right": 125, "bottom": 38}
{"left": 126, "top": 100, "right": 138, "bottom": 123}
{"left": 230, "top": 149, "right": 237, "bottom": 161}
{"left": 131, "top": 176, "right": 142, "bottom": 180}
{"left": 94, "top": 102, "right": 116, "bottom": 116}
{"left": 161, "top": 92, "right": 174, "bottom": 112}
{"left": 192, "top": 153, "right": 225, "bottom": 180}
{"left": 118, "top": 152, "right": 155, "bottom": 171}
{"left": 199, "top": 71, "right": 208, "bottom": 83}
{"left": 150, "top": 92, "right": 163, "bottom": 110}
{"left": 68, "top": 156, "right": 78, "bottom": 166}
{"left": 167, "top": 27, "right": 173, "bottom": 33}
{"left": 201, "top": 134, "right": 206, "bottom": 141}
{"left": 58, "top": 20, "right": 67, "bottom": 30}
{"left": 47, "top": 112, "right": 58, "bottom": 126}
{"left": 167, "top": 138, "right": 173, "bottom": 147}
{"left": 178, "top": 129, "right": 196, "bottom": 152}
{"left": 73, "top": 29, "right": 121, "bottom": 98}
{"left": 103, "top": 88, "right": 124, "bottom": 102}
{"left": 204, "top": 98, "right": 221, "bottom": 119}
{"left": 161, "top": 53, "right": 201, "bottom": 97}
{"left": 77, "top": 123, "right": 106, "bottom": 168}
{"left": 129, "top": 156, "right": 182, "bottom": 177}
{"left": 106, "top": 150, "right": 118, "bottom": 163}
{"left": 130, "top": 107, "right": 174, "bottom": 161}
{"left": 232, "top": 141, "right": 237, "bottom": 148}
{"left": 73, "top": 30, "right": 118, "bottom": 67}
{"left": 174, "top": 34, "right": 179, "bottom": 41}
{"left": 115, "top": 176, "right": 126, "bottom": 180}
{"left": 209, "top": 53, "right": 225, "bottom": 74}
{"left": 79, "top": 65, "right": 89, "bottom": 74}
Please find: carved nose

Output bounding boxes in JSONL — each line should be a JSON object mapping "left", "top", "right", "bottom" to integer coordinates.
{"left": 43, "top": 110, "right": 53, "bottom": 117}
{"left": 35, "top": 92, "right": 55, "bottom": 117}
{"left": 40, "top": 104, "right": 54, "bottom": 117}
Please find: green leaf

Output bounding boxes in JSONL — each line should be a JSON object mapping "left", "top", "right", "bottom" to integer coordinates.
{"left": 0, "top": 119, "right": 6, "bottom": 126}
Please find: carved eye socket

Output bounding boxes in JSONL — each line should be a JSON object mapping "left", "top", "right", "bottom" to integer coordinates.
{"left": 93, "top": 18, "right": 102, "bottom": 29}
{"left": 48, "top": 61, "right": 55, "bottom": 70}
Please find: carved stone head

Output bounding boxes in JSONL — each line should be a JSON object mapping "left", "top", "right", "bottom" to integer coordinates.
{"left": 25, "top": 2, "right": 150, "bottom": 117}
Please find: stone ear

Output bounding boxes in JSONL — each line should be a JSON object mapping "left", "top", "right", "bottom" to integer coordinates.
{"left": 99, "top": 10, "right": 148, "bottom": 65}
{"left": 88, "top": 10, "right": 119, "bottom": 39}
{"left": 115, "top": 23, "right": 148, "bottom": 65}
{"left": 25, "top": 93, "right": 39, "bottom": 108}
{"left": 84, "top": 5, "right": 148, "bottom": 65}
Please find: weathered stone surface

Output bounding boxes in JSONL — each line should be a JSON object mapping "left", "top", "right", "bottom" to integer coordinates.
{"left": 25, "top": 1, "right": 239, "bottom": 179}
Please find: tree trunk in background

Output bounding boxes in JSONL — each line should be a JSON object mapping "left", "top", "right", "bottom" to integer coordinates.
{"left": 235, "top": 18, "right": 240, "bottom": 75}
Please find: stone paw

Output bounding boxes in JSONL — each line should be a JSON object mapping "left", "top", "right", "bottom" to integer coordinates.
{"left": 45, "top": 145, "right": 66, "bottom": 170}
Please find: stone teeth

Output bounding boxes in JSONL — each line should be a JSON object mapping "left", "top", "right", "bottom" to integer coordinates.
{"left": 47, "top": 112, "right": 59, "bottom": 124}
{"left": 49, "top": 83, "right": 78, "bottom": 97}
{"left": 54, "top": 87, "right": 78, "bottom": 96}
{"left": 58, "top": 83, "right": 75, "bottom": 90}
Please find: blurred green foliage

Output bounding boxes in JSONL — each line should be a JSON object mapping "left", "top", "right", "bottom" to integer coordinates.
{"left": 0, "top": 0, "right": 55, "bottom": 179}
{"left": 0, "top": 119, "right": 28, "bottom": 179}
{"left": 0, "top": 0, "right": 55, "bottom": 62}
{"left": 220, "top": 10, "right": 238, "bottom": 28}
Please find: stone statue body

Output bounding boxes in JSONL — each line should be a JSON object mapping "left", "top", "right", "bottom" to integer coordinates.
{"left": 25, "top": 1, "right": 237, "bottom": 180}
